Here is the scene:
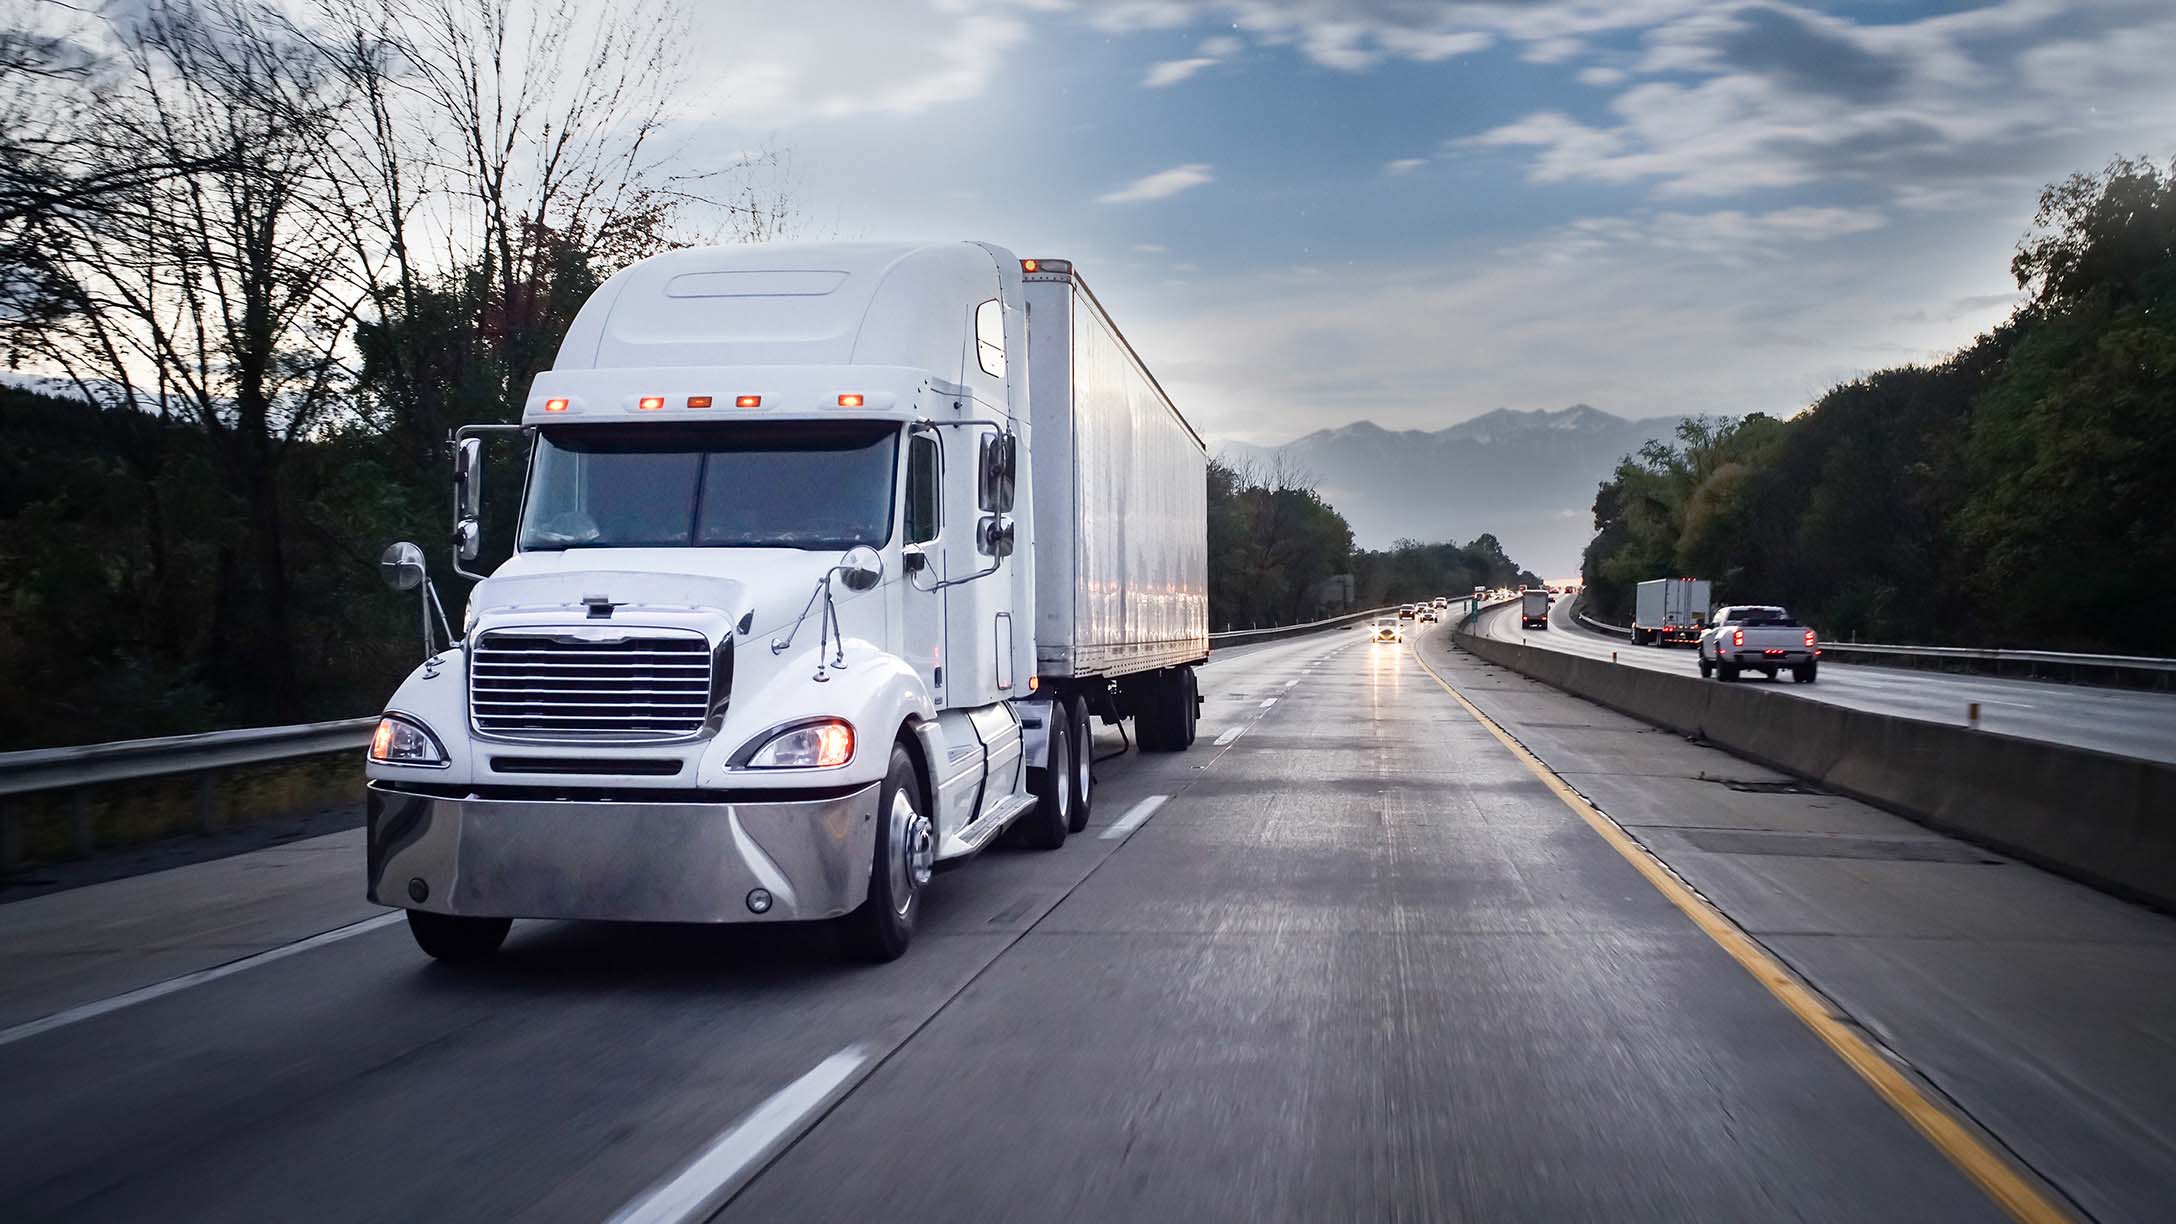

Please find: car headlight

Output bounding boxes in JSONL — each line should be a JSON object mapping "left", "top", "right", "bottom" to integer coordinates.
{"left": 738, "top": 719, "right": 855, "bottom": 769}
{"left": 370, "top": 713, "right": 449, "bottom": 767}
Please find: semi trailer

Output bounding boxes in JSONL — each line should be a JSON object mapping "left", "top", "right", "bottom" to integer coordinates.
{"left": 1632, "top": 578, "right": 1712, "bottom": 646}
{"left": 365, "top": 242, "right": 1207, "bottom": 962}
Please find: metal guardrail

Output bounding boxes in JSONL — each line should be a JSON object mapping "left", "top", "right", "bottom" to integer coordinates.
{"left": 1562, "top": 598, "right": 2171, "bottom": 681}
{"left": 0, "top": 718, "right": 377, "bottom": 870}
{"left": 1210, "top": 604, "right": 1402, "bottom": 645}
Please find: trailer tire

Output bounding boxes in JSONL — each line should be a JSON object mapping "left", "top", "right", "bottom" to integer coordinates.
{"left": 406, "top": 911, "right": 510, "bottom": 962}
{"left": 1020, "top": 712, "right": 1072, "bottom": 850}
{"left": 1135, "top": 671, "right": 1179, "bottom": 753}
{"left": 1177, "top": 666, "right": 1199, "bottom": 749}
{"left": 1066, "top": 696, "right": 1094, "bottom": 833}
{"left": 841, "top": 746, "right": 927, "bottom": 962}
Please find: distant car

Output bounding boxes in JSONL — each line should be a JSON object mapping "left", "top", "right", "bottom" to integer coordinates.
{"left": 1431, "top": 596, "right": 1449, "bottom": 609}
{"left": 1698, "top": 605, "right": 1819, "bottom": 683}
{"left": 1398, "top": 604, "right": 1417, "bottom": 619}
{"left": 1417, "top": 608, "right": 1438, "bottom": 623}
{"left": 1372, "top": 617, "right": 1402, "bottom": 642}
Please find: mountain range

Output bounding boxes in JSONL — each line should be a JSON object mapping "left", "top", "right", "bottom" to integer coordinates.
{"left": 1215, "top": 405, "right": 1682, "bottom": 578}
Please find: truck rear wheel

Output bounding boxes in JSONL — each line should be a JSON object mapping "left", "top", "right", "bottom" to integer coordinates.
{"left": 841, "top": 746, "right": 927, "bottom": 962}
{"left": 406, "top": 911, "right": 510, "bottom": 962}
{"left": 1794, "top": 662, "right": 1818, "bottom": 684}
{"left": 1066, "top": 696, "right": 1094, "bottom": 833}
{"left": 1698, "top": 655, "right": 1713, "bottom": 678}
{"left": 1019, "top": 711, "right": 1072, "bottom": 850}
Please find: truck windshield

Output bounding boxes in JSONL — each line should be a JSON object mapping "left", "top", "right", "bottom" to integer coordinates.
{"left": 519, "top": 422, "right": 899, "bottom": 550}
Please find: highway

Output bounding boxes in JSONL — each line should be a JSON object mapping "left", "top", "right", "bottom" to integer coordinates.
{"left": 5, "top": 626, "right": 2174, "bottom": 1222}
{"left": 1477, "top": 596, "right": 2176, "bottom": 765}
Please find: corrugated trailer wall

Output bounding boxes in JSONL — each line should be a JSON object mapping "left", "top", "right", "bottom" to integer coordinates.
{"left": 1028, "top": 273, "right": 1207, "bottom": 678}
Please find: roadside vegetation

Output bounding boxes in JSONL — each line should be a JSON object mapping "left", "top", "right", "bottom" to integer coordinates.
{"left": 1208, "top": 458, "right": 1539, "bottom": 631}
{"left": 1581, "top": 157, "right": 2176, "bottom": 655}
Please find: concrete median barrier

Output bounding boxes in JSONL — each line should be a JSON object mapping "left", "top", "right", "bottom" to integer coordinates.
{"left": 1452, "top": 626, "right": 2176, "bottom": 911}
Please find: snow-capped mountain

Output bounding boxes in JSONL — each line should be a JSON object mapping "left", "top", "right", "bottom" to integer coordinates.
{"left": 1215, "top": 405, "right": 1682, "bottom": 576}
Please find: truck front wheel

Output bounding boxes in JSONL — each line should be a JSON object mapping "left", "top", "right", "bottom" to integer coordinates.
{"left": 1019, "top": 710, "right": 1072, "bottom": 850}
{"left": 406, "top": 911, "right": 510, "bottom": 962}
{"left": 841, "top": 745, "right": 928, "bottom": 962}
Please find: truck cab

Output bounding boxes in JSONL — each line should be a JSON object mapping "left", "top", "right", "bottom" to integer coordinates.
{"left": 364, "top": 242, "right": 1205, "bottom": 963}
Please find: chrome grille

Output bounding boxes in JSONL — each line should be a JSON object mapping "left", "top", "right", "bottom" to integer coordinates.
{"left": 470, "top": 628, "right": 715, "bottom": 739}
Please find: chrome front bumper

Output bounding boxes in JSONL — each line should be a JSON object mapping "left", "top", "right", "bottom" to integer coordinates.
{"left": 366, "top": 782, "right": 880, "bottom": 923}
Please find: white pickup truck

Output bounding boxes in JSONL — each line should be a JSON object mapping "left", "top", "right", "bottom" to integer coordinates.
{"left": 1697, "top": 606, "right": 1820, "bottom": 683}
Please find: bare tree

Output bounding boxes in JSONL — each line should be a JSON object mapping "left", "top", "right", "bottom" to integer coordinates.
{"left": 12, "top": 0, "right": 365, "bottom": 714}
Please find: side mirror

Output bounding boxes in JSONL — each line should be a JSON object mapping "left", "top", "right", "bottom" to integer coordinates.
{"left": 978, "top": 433, "right": 1016, "bottom": 513}
{"left": 453, "top": 518, "right": 480, "bottom": 564}
{"left": 454, "top": 437, "right": 483, "bottom": 522}
{"left": 835, "top": 545, "right": 883, "bottom": 592}
{"left": 977, "top": 514, "right": 1015, "bottom": 559}
{"left": 379, "top": 541, "right": 426, "bottom": 592}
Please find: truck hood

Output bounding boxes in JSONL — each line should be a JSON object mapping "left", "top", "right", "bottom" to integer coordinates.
{"left": 473, "top": 547, "right": 879, "bottom": 644}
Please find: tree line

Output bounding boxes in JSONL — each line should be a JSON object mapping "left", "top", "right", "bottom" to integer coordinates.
{"left": 1581, "top": 157, "right": 2175, "bottom": 654}
{"left": 0, "top": 0, "right": 786, "bottom": 749}
{"left": 1208, "top": 458, "right": 1539, "bottom": 630}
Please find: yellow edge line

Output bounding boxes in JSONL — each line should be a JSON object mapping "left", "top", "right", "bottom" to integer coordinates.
{"left": 1406, "top": 638, "right": 2069, "bottom": 1224}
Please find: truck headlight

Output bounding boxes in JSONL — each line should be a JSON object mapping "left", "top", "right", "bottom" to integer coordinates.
{"left": 739, "top": 719, "right": 855, "bottom": 769}
{"left": 370, "top": 713, "right": 449, "bottom": 767}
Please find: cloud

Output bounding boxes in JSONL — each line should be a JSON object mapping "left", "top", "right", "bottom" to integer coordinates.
{"left": 1099, "top": 163, "right": 1215, "bottom": 203}
{"left": 1144, "top": 56, "right": 1218, "bottom": 87}
{"left": 1134, "top": 242, "right": 1169, "bottom": 253}
{"left": 1469, "top": 0, "right": 2176, "bottom": 204}
{"left": 1385, "top": 157, "right": 1427, "bottom": 175}
{"left": 1544, "top": 205, "right": 1889, "bottom": 263}
{"left": 689, "top": 2, "right": 1029, "bottom": 127}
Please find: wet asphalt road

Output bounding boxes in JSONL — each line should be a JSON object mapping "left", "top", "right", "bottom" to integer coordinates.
{"left": 0, "top": 630, "right": 2028, "bottom": 1222}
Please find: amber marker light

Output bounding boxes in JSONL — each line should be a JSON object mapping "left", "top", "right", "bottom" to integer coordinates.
{"left": 837, "top": 393, "right": 864, "bottom": 407}
{"left": 686, "top": 395, "right": 714, "bottom": 408}
{"left": 543, "top": 397, "right": 569, "bottom": 413}
{"left": 735, "top": 394, "right": 761, "bottom": 408}
{"left": 637, "top": 396, "right": 665, "bottom": 411}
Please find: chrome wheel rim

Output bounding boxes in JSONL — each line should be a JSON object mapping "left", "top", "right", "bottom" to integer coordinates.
{"left": 888, "top": 788, "right": 932, "bottom": 913}
{"left": 1074, "top": 708, "right": 1092, "bottom": 801}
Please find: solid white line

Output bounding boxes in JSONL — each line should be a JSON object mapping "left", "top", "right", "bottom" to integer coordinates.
{"left": 1100, "top": 794, "right": 1170, "bottom": 840}
{"left": 1283, "top": 679, "right": 1298, "bottom": 688}
{"left": 0, "top": 911, "right": 407, "bottom": 1049}
{"left": 608, "top": 1045, "right": 870, "bottom": 1224}
{"left": 1258, "top": 697, "right": 1278, "bottom": 708}
{"left": 1213, "top": 726, "right": 1245, "bottom": 747}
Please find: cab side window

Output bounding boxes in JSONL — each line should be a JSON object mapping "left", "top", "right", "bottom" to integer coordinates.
{"left": 905, "top": 433, "right": 940, "bottom": 544}
{"left": 975, "top": 299, "right": 1006, "bottom": 379}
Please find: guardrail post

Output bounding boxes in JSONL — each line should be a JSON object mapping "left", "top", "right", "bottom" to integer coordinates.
{"left": 70, "top": 788, "right": 95, "bottom": 858}
{"left": 196, "top": 769, "right": 222, "bottom": 835}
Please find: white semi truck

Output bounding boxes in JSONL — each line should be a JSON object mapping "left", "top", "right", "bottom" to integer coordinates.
{"left": 1632, "top": 578, "right": 1712, "bottom": 646}
{"left": 365, "top": 243, "right": 1207, "bottom": 962}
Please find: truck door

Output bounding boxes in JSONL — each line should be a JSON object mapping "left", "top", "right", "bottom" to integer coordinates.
{"left": 901, "top": 429, "right": 948, "bottom": 703}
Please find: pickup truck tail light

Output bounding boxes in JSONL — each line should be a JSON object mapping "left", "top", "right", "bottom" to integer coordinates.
{"left": 1731, "top": 629, "right": 1744, "bottom": 647}
{"left": 1804, "top": 629, "right": 1817, "bottom": 647}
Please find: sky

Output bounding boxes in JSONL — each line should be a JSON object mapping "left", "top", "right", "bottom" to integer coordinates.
{"left": 677, "top": 2, "right": 2166, "bottom": 445}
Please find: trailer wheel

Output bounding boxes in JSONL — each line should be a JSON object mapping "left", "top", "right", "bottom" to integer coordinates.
{"left": 841, "top": 745, "right": 927, "bottom": 962}
{"left": 1020, "top": 711, "right": 1072, "bottom": 850}
{"left": 1134, "top": 672, "right": 1177, "bottom": 752}
{"left": 1176, "top": 666, "right": 1199, "bottom": 749}
{"left": 1066, "top": 696, "right": 1094, "bottom": 833}
{"left": 406, "top": 912, "right": 510, "bottom": 962}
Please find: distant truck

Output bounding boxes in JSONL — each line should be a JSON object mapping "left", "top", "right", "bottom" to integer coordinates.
{"left": 1632, "top": 578, "right": 1711, "bottom": 646}
{"left": 1699, "top": 605, "right": 1820, "bottom": 683}
{"left": 1519, "top": 590, "right": 1550, "bottom": 629}
{"left": 364, "top": 243, "right": 1207, "bottom": 964}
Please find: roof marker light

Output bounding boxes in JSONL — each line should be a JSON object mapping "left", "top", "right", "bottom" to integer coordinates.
{"left": 1020, "top": 259, "right": 1038, "bottom": 273}
{"left": 543, "top": 397, "right": 569, "bottom": 413}
{"left": 837, "top": 393, "right": 864, "bottom": 408}
{"left": 687, "top": 395, "right": 714, "bottom": 408}
{"left": 637, "top": 396, "right": 665, "bottom": 411}
{"left": 735, "top": 394, "right": 761, "bottom": 408}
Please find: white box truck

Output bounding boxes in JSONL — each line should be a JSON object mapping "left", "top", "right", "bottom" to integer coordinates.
{"left": 364, "top": 243, "right": 1207, "bottom": 963}
{"left": 1632, "top": 578, "right": 1712, "bottom": 646}
{"left": 1519, "top": 590, "right": 1550, "bottom": 629}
